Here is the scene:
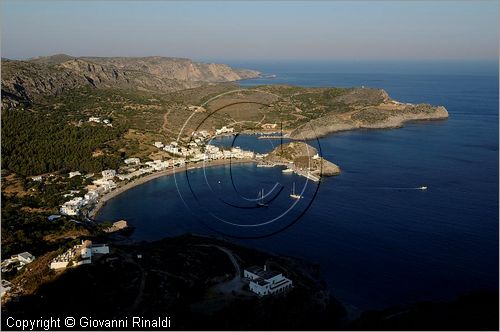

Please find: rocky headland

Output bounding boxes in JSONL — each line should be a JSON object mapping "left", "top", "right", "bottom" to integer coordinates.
{"left": 264, "top": 142, "right": 341, "bottom": 178}
{"left": 288, "top": 88, "right": 448, "bottom": 139}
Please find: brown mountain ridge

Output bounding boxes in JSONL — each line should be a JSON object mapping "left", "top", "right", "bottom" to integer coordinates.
{"left": 1, "top": 54, "right": 261, "bottom": 107}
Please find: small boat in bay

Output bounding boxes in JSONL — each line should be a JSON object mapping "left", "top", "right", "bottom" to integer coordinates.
{"left": 290, "top": 183, "right": 302, "bottom": 199}
{"left": 257, "top": 189, "right": 268, "bottom": 207}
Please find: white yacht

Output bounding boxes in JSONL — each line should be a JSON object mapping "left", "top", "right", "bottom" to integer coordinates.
{"left": 290, "top": 183, "right": 302, "bottom": 199}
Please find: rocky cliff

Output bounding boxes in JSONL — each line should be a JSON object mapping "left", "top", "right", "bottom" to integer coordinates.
{"left": 1, "top": 55, "right": 261, "bottom": 107}
{"left": 76, "top": 56, "right": 261, "bottom": 82}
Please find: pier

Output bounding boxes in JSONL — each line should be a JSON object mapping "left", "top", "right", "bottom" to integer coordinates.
{"left": 256, "top": 161, "right": 321, "bottom": 182}
{"left": 258, "top": 136, "right": 286, "bottom": 140}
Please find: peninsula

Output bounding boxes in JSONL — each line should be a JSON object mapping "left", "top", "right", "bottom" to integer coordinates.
{"left": 264, "top": 142, "right": 341, "bottom": 179}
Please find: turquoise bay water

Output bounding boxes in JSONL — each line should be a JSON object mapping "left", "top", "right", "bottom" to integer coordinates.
{"left": 98, "top": 62, "right": 499, "bottom": 311}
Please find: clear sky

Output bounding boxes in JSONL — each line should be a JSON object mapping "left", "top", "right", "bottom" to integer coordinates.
{"left": 1, "top": 0, "right": 498, "bottom": 61}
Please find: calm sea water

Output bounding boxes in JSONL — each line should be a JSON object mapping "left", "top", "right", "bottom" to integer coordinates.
{"left": 98, "top": 61, "right": 499, "bottom": 312}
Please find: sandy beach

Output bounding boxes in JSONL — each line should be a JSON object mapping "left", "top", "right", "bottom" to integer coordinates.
{"left": 89, "top": 158, "right": 254, "bottom": 219}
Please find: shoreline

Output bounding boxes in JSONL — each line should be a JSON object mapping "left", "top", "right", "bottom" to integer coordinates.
{"left": 88, "top": 111, "right": 448, "bottom": 220}
{"left": 288, "top": 107, "right": 449, "bottom": 140}
{"left": 89, "top": 158, "right": 254, "bottom": 219}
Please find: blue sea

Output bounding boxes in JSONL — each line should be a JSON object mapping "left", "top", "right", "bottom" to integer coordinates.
{"left": 98, "top": 61, "right": 499, "bottom": 313}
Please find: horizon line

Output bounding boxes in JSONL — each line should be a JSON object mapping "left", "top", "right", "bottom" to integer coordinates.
{"left": 2, "top": 53, "right": 499, "bottom": 63}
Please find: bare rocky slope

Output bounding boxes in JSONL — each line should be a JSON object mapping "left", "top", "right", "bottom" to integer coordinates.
{"left": 1, "top": 55, "right": 261, "bottom": 107}
{"left": 30, "top": 54, "right": 260, "bottom": 82}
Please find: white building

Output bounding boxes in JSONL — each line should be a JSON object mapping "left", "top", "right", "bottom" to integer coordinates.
{"left": 84, "top": 190, "right": 99, "bottom": 202}
{"left": 230, "top": 147, "right": 254, "bottom": 159}
{"left": 1, "top": 252, "right": 35, "bottom": 272}
{"left": 192, "top": 130, "right": 209, "bottom": 138}
{"left": 255, "top": 153, "right": 268, "bottom": 159}
{"left": 15, "top": 252, "right": 35, "bottom": 265}
{"left": 205, "top": 145, "right": 220, "bottom": 154}
{"left": 164, "top": 145, "right": 179, "bottom": 155}
{"left": 190, "top": 153, "right": 207, "bottom": 162}
{"left": 101, "top": 169, "right": 116, "bottom": 179}
{"left": 164, "top": 142, "right": 181, "bottom": 155}
{"left": 88, "top": 117, "right": 101, "bottom": 123}
{"left": 154, "top": 141, "right": 164, "bottom": 148}
{"left": 187, "top": 105, "right": 205, "bottom": 113}
{"left": 60, "top": 197, "right": 85, "bottom": 216}
{"left": 60, "top": 205, "right": 78, "bottom": 216}
{"left": 92, "top": 179, "right": 117, "bottom": 193}
{"left": 124, "top": 157, "right": 140, "bottom": 165}
{"left": 244, "top": 265, "right": 293, "bottom": 296}
{"left": 31, "top": 175, "right": 42, "bottom": 182}
{"left": 145, "top": 160, "right": 170, "bottom": 171}
{"left": 205, "top": 145, "right": 224, "bottom": 160}
{"left": 50, "top": 240, "right": 109, "bottom": 270}
{"left": 68, "top": 171, "right": 81, "bottom": 178}
{"left": 215, "top": 126, "right": 235, "bottom": 135}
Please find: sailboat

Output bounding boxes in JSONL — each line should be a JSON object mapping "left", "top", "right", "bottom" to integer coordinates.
{"left": 290, "top": 183, "right": 302, "bottom": 199}
{"left": 257, "top": 189, "right": 268, "bottom": 207}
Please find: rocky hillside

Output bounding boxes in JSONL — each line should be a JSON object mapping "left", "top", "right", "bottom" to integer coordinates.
{"left": 30, "top": 54, "right": 260, "bottom": 82}
{"left": 289, "top": 89, "right": 449, "bottom": 139}
{"left": 265, "top": 142, "right": 341, "bottom": 177}
{"left": 2, "top": 235, "right": 345, "bottom": 330}
{"left": 1, "top": 55, "right": 261, "bottom": 107}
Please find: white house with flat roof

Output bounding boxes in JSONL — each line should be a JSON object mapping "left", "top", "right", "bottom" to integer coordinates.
{"left": 60, "top": 197, "right": 85, "bottom": 216}
{"left": 101, "top": 169, "right": 116, "bottom": 179}
{"left": 1, "top": 252, "right": 35, "bottom": 272}
{"left": 50, "top": 240, "right": 109, "bottom": 270}
{"left": 244, "top": 265, "right": 293, "bottom": 296}
{"left": 15, "top": 252, "right": 35, "bottom": 265}
{"left": 68, "top": 171, "right": 81, "bottom": 178}
{"left": 124, "top": 157, "right": 140, "bottom": 165}
{"left": 215, "top": 126, "right": 234, "bottom": 135}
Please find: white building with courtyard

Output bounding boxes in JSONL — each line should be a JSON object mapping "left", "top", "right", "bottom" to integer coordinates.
{"left": 244, "top": 265, "right": 293, "bottom": 296}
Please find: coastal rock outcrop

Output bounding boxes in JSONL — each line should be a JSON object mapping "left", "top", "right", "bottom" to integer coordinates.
{"left": 265, "top": 142, "right": 340, "bottom": 177}
{"left": 289, "top": 95, "right": 449, "bottom": 140}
